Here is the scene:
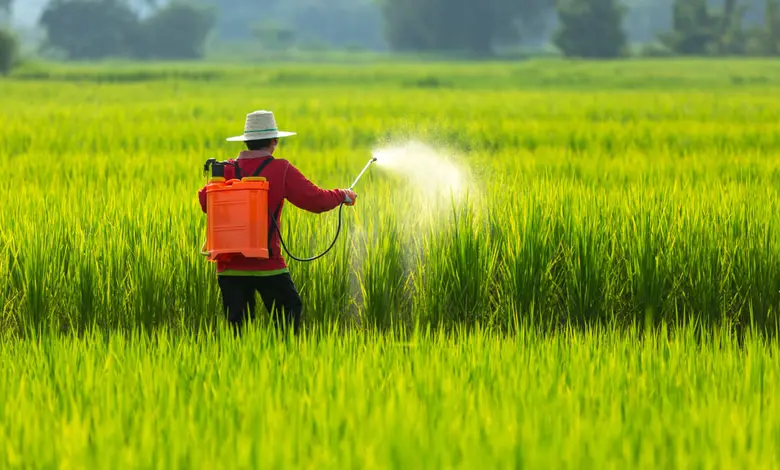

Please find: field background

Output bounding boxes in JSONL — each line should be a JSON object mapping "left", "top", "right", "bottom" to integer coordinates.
{"left": 2, "top": 59, "right": 780, "bottom": 336}
{"left": 1, "top": 59, "right": 780, "bottom": 468}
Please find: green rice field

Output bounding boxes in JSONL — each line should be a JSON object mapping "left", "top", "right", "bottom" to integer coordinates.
{"left": 1, "top": 59, "right": 780, "bottom": 468}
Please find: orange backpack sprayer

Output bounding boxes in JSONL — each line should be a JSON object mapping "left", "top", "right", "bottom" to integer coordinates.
{"left": 200, "top": 156, "right": 377, "bottom": 263}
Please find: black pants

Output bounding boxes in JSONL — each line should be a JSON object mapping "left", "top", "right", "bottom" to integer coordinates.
{"left": 217, "top": 273, "right": 303, "bottom": 335}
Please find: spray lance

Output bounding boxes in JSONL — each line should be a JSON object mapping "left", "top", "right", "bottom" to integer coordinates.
{"left": 349, "top": 156, "right": 378, "bottom": 192}
{"left": 201, "top": 156, "right": 378, "bottom": 264}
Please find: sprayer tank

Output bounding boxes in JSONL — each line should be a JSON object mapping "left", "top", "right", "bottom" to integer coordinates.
{"left": 204, "top": 177, "right": 270, "bottom": 261}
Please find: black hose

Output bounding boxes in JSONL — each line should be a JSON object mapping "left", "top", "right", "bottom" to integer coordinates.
{"left": 270, "top": 203, "right": 346, "bottom": 262}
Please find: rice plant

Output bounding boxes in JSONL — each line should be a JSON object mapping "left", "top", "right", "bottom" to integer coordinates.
{"left": 2, "top": 59, "right": 780, "bottom": 469}
{"left": 1, "top": 60, "right": 779, "bottom": 336}
{"left": 1, "top": 323, "right": 778, "bottom": 469}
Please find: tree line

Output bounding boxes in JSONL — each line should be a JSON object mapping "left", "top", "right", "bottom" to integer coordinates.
{"left": 381, "top": 0, "right": 780, "bottom": 58}
{"left": 1, "top": 0, "right": 779, "bottom": 75}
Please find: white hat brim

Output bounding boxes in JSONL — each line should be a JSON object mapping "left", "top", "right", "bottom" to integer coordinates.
{"left": 226, "top": 130, "right": 296, "bottom": 142}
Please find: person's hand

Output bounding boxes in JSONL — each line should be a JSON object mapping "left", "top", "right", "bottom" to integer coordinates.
{"left": 342, "top": 189, "right": 357, "bottom": 206}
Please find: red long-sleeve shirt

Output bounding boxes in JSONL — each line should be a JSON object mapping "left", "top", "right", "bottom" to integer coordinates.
{"left": 198, "top": 150, "right": 346, "bottom": 274}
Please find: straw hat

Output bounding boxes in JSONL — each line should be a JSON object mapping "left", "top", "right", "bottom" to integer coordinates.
{"left": 226, "top": 110, "right": 297, "bottom": 142}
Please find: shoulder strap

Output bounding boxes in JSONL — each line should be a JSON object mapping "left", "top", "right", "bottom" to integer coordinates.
{"left": 252, "top": 157, "right": 274, "bottom": 177}
{"left": 225, "top": 159, "right": 242, "bottom": 180}
{"left": 249, "top": 157, "right": 278, "bottom": 257}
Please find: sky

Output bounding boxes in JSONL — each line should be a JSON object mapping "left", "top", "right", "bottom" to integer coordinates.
{"left": 11, "top": 0, "right": 46, "bottom": 27}
{"left": 11, "top": 0, "right": 156, "bottom": 27}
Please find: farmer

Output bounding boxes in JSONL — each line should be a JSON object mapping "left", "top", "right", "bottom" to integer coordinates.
{"left": 198, "top": 110, "right": 357, "bottom": 334}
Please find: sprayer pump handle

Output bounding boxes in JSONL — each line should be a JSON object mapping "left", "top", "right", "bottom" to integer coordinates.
{"left": 203, "top": 158, "right": 218, "bottom": 175}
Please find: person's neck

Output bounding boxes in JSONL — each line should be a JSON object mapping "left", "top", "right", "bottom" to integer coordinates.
{"left": 238, "top": 149, "right": 273, "bottom": 159}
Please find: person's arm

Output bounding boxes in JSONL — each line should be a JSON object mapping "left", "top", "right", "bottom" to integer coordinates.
{"left": 282, "top": 161, "right": 354, "bottom": 213}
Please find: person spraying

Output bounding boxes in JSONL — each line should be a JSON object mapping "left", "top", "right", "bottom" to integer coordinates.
{"left": 197, "top": 110, "right": 358, "bottom": 334}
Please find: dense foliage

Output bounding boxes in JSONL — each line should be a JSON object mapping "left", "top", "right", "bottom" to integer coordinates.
{"left": 2, "top": 325, "right": 778, "bottom": 468}
{"left": 38, "top": 0, "right": 216, "bottom": 60}
{"left": 0, "top": 28, "right": 17, "bottom": 74}
{"left": 7, "top": 0, "right": 778, "bottom": 58}
{"left": 380, "top": 0, "right": 552, "bottom": 55}
{"left": 2, "top": 59, "right": 780, "bottom": 469}
{"left": 658, "top": 0, "right": 780, "bottom": 55}
{"left": 554, "top": 0, "right": 628, "bottom": 58}
{"left": 2, "top": 60, "right": 780, "bottom": 337}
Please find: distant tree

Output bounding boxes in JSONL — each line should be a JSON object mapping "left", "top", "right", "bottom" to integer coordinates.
{"left": 554, "top": 0, "right": 628, "bottom": 58}
{"left": 39, "top": 0, "right": 217, "bottom": 60}
{"left": 745, "top": 0, "right": 780, "bottom": 54}
{"left": 289, "top": 0, "right": 386, "bottom": 50}
{"left": 213, "top": 0, "right": 282, "bottom": 41}
{"left": 657, "top": 0, "right": 719, "bottom": 54}
{"left": 763, "top": 0, "right": 780, "bottom": 54}
{"left": 139, "top": 2, "right": 216, "bottom": 59}
{"left": 715, "top": 0, "right": 750, "bottom": 54}
{"left": 39, "top": 0, "right": 143, "bottom": 60}
{"left": 658, "top": 0, "right": 749, "bottom": 55}
{"left": 380, "top": 0, "right": 554, "bottom": 56}
{"left": 0, "top": 27, "right": 17, "bottom": 75}
{"left": 251, "top": 20, "right": 296, "bottom": 51}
